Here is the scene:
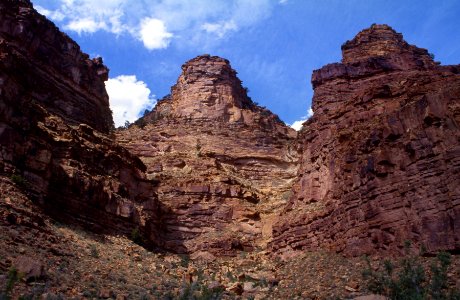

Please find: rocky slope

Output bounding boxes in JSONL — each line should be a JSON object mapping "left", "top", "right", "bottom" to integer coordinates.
{"left": 0, "top": 0, "right": 159, "bottom": 242}
{"left": 117, "top": 55, "right": 298, "bottom": 256}
{"left": 271, "top": 24, "right": 460, "bottom": 257}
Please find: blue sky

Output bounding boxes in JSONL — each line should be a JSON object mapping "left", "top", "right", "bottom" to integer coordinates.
{"left": 32, "top": 0, "right": 460, "bottom": 128}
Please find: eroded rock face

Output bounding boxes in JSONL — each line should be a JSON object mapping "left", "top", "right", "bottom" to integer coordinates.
{"left": 271, "top": 25, "right": 460, "bottom": 256}
{"left": 0, "top": 0, "right": 159, "bottom": 242}
{"left": 0, "top": 0, "right": 112, "bottom": 133}
{"left": 117, "top": 55, "right": 298, "bottom": 255}
{"left": 2, "top": 4, "right": 459, "bottom": 261}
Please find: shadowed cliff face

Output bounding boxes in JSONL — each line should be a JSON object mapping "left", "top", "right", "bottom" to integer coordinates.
{"left": 0, "top": 0, "right": 159, "bottom": 243}
{"left": 0, "top": 0, "right": 113, "bottom": 133}
{"left": 271, "top": 24, "right": 460, "bottom": 257}
{"left": 117, "top": 55, "right": 299, "bottom": 256}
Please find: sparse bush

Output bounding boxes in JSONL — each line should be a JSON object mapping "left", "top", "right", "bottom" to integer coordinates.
{"left": 180, "top": 255, "right": 190, "bottom": 268}
{"left": 179, "top": 280, "right": 224, "bottom": 300}
{"left": 130, "top": 227, "right": 143, "bottom": 246}
{"left": 134, "top": 118, "right": 147, "bottom": 129}
{"left": 10, "top": 174, "right": 28, "bottom": 189}
{"left": 362, "top": 242, "right": 460, "bottom": 299}
{"left": 226, "top": 271, "right": 236, "bottom": 282}
{"left": 89, "top": 244, "right": 99, "bottom": 258}
{"left": 195, "top": 139, "right": 202, "bottom": 157}
{"left": 0, "top": 268, "right": 19, "bottom": 300}
{"left": 429, "top": 53, "right": 435, "bottom": 60}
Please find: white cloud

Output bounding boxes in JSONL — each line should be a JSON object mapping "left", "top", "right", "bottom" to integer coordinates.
{"left": 202, "top": 20, "right": 237, "bottom": 38}
{"left": 290, "top": 108, "right": 314, "bottom": 131}
{"left": 139, "top": 18, "right": 173, "bottom": 50}
{"left": 65, "top": 18, "right": 107, "bottom": 34}
{"left": 36, "top": 0, "right": 127, "bottom": 35}
{"left": 33, "top": 0, "right": 276, "bottom": 49}
{"left": 105, "top": 75, "right": 156, "bottom": 127}
{"left": 35, "top": 5, "right": 65, "bottom": 21}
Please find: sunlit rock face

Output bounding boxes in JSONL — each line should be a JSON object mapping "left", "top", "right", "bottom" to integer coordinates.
{"left": 271, "top": 24, "right": 460, "bottom": 257}
{"left": 117, "top": 55, "right": 299, "bottom": 256}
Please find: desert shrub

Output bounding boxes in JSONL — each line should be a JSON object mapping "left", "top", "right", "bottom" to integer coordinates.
{"left": 195, "top": 139, "right": 202, "bottom": 157}
{"left": 362, "top": 242, "right": 460, "bottom": 299}
{"left": 89, "top": 244, "right": 99, "bottom": 258}
{"left": 180, "top": 255, "right": 190, "bottom": 268}
{"left": 179, "top": 280, "right": 224, "bottom": 300}
{"left": 134, "top": 118, "right": 147, "bottom": 129}
{"left": 10, "top": 174, "right": 28, "bottom": 189}
{"left": 0, "top": 268, "right": 20, "bottom": 300}
{"left": 130, "top": 227, "right": 144, "bottom": 246}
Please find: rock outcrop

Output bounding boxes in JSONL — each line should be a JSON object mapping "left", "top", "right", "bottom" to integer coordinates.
{"left": 117, "top": 55, "right": 298, "bottom": 255}
{"left": 0, "top": 0, "right": 159, "bottom": 242}
{"left": 271, "top": 25, "right": 460, "bottom": 256}
{"left": 1, "top": 1, "right": 459, "bottom": 260}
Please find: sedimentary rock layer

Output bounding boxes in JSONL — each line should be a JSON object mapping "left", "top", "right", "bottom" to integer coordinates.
{"left": 117, "top": 55, "right": 298, "bottom": 256}
{"left": 0, "top": 0, "right": 112, "bottom": 133}
{"left": 271, "top": 25, "right": 460, "bottom": 256}
{"left": 0, "top": 0, "right": 159, "bottom": 242}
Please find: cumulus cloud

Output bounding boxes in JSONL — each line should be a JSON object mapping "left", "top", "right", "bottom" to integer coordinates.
{"left": 33, "top": 0, "right": 276, "bottom": 49}
{"left": 105, "top": 75, "right": 156, "bottom": 127}
{"left": 139, "top": 18, "right": 173, "bottom": 50}
{"left": 290, "top": 108, "right": 314, "bottom": 131}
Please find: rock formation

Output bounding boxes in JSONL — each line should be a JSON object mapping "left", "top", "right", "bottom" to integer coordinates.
{"left": 271, "top": 24, "right": 460, "bottom": 256}
{"left": 0, "top": 0, "right": 159, "bottom": 241}
{"left": 117, "top": 55, "right": 298, "bottom": 256}
{"left": 1, "top": 0, "right": 459, "bottom": 260}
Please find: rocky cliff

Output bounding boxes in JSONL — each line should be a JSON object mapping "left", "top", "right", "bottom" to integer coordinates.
{"left": 0, "top": 0, "right": 159, "bottom": 241}
{"left": 117, "top": 55, "right": 298, "bottom": 256}
{"left": 1, "top": 1, "right": 459, "bottom": 260}
{"left": 271, "top": 24, "right": 460, "bottom": 256}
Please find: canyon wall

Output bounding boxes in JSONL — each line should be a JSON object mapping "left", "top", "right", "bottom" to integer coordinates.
{"left": 117, "top": 55, "right": 298, "bottom": 256}
{"left": 0, "top": 0, "right": 159, "bottom": 242}
{"left": 271, "top": 25, "right": 460, "bottom": 256}
{"left": 1, "top": 1, "right": 459, "bottom": 258}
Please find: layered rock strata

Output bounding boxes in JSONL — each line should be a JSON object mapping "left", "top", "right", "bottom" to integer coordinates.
{"left": 271, "top": 25, "right": 460, "bottom": 256}
{"left": 0, "top": 0, "right": 159, "bottom": 241}
{"left": 2, "top": 2, "right": 459, "bottom": 260}
{"left": 117, "top": 55, "right": 298, "bottom": 256}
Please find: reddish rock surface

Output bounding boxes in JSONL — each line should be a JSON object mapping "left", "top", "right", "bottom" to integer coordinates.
{"left": 0, "top": 0, "right": 112, "bottom": 133}
{"left": 117, "top": 55, "right": 298, "bottom": 255}
{"left": 0, "top": 0, "right": 159, "bottom": 242}
{"left": 271, "top": 24, "right": 460, "bottom": 256}
{"left": 1, "top": 0, "right": 459, "bottom": 262}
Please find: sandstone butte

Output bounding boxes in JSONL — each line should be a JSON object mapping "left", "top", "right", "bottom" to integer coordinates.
{"left": 1, "top": 0, "right": 460, "bottom": 265}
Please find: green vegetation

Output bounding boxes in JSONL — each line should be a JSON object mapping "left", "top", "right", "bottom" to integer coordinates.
{"left": 10, "top": 174, "right": 28, "bottom": 189}
{"left": 0, "top": 268, "right": 20, "bottom": 300}
{"left": 178, "top": 280, "right": 224, "bottom": 300}
{"left": 134, "top": 117, "right": 147, "bottom": 128}
{"left": 89, "top": 244, "right": 99, "bottom": 258}
{"left": 195, "top": 139, "right": 202, "bottom": 157}
{"left": 362, "top": 242, "right": 460, "bottom": 299}
{"left": 180, "top": 255, "right": 190, "bottom": 268}
{"left": 130, "top": 227, "right": 144, "bottom": 246}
